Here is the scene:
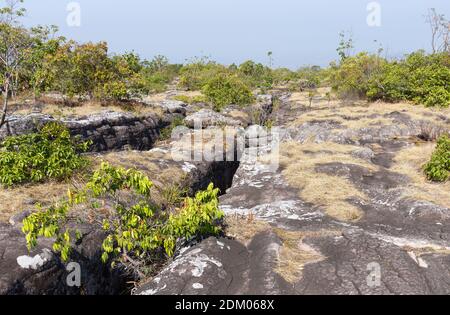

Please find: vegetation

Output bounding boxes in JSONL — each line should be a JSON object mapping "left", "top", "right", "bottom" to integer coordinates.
{"left": 202, "top": 73, "right": 255, "bottom": 111}
{"left": 329, "top": 48, "right": 450, "bottom": 107}
{"left": 424, "top": 134, "right": 450, "bottom": 182}
{"left": 0, "top": 122, "right": 91, "bottom": 186}
{"left": 159, "top": 116, "right": 186, "bottom": 140}
{"left": 22, "top": 162, "right": 223, "bottom": 274}
{"left": 173, "top": 94, "right": 207, "bottom": 104}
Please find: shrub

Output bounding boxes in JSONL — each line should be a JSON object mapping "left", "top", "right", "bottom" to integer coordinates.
{"left": 179, "top": 59, "right": 229, "bottom": 91}
{"left": 424, "top": 134, "right": 450, "bottom": 182}
{"left": 238, "top": 60, "right": 273, "bottom": 89}
{"left": 329, "top": 52, "right": 384, "bottom": 99}
{"left": 332, "top": 50, "right": 450, "bottom": 107}
{"left": 22, "top": 162, "right": 223, "bottom": 274}
{"left": 0, "top": 122, "right": 91, "bottom": 187}
{"left": 202, "top": 74, "right": 255, "bottom": 111}
{"left": 140, "top": 55, "right": 182, "bottom": 94}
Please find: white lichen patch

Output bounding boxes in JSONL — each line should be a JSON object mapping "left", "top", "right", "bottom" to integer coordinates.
{"left": 192, "top": 283, "right": 204, "bottom": 289}
{"left": 16, "top": 249, "right": 52, "bottom": 270}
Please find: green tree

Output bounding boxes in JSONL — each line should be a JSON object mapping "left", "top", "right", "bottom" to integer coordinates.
{"left": 337, "top": 31, "right": 354, "bottom": 61}
{"left": 0, "top": 0, "right": 29, "bottom": 129}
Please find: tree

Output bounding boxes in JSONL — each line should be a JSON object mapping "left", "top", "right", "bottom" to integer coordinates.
{"left": 267, "top": 51, "right": 273, "bottom": 68}
{"left": 426, "top": 8, "right": 450, "bottom": 53}
{"left": 0, "top": 0, "right": 29, "bottom": 129}
{"left": 337, "top": 31, "right": 354, "bottom": 61}
{"left": 22, "top": 25, "right": 63, "bottom": 101}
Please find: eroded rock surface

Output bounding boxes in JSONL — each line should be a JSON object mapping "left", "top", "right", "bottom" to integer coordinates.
{"left": 142, "top": 91, "right": 450, "bottom": 295}
{"left": 135, "top": 232, "right": 293, "bottom": 295}
{"left": 1, "top": 90, "right": 449, "bottom": 295}
{"left": 0, "top": 111, "right": 175, "bottom": 152}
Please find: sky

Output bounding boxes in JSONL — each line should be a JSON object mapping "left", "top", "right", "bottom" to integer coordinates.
{"left": 15, "top": 0, "right": 450, "bottom": 69}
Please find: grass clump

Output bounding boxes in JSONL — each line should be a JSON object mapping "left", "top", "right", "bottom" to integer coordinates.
{"left": 173, "top": 94, "right": 207, "bottom": 104}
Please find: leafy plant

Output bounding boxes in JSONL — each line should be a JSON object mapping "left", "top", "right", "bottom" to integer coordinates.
{"left": 424, "top": 134, "right": 450, "bottom": 182}
{"left": 178, "top": 58, "right": 228, "bottom": 91}
{"left": 202, "top": 73, "right": 254, "bottom": 111}
{"left": 331, "top": 49, "right": 450, "bottom": 107}
{"left": 22, "top": 162, "right": 223, "bottom": 276}
{"left": 0, "top": 122, "right": 91, "bottom": 186}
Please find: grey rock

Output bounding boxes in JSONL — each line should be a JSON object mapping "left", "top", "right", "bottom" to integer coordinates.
{"left": 0, "top": 222, "right": 131, "bottom": 295}
{"left": 351, "top": 147, "right": 375, "bottom": 160}
{"left": 135, "top": 232, "right": 293, "bottom": 295}
{"left": 185, "top": 109, "right": 242, "bottom": 129}
{"left": 0, "top": 111, "right": 173, "bottom": 152}
{"left": 159, "top": 100, "right": 187, "bottom": 115}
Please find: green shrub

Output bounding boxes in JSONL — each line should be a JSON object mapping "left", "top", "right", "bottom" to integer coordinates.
{"left": 238, "top": 60, "right": 273, "bottom": 89}
{"left": 22, "top": 162, "right": 223, "bottom": 272}
{"left": 179, "top": 59, "right": 229, "bottom": 91}
{"left": 424, "top": 134, "right": 450, "bottom": 182}
{"left": 332, "top": 50, "right": 450, "bottom": 107}
{"left": 0, "top": 122, "right": 91, "bottom": 187}
{"left": 202, "top": 74, "right": 255, "bottom": 111}
{"left": 329, "top": 52, "right": 384, "bottom": 99}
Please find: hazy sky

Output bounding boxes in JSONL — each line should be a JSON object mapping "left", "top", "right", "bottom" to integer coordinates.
{"left": 17, "top": 0, "right": 450, "bottom": 69}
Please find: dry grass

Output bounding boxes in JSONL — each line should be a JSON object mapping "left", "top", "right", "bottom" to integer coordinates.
{"left": 273, "top": 228, "right": 341, "bottom": 283}
{"left": 289, "top": 90, "right": 450, "bottom": 131}
{"left": 224, "top": 214, "right": 271, "bottom": 245}
{"left": 224, "top": 214, "right": 342, "bottom": 283}
{"left": 261, "top": 141, "right": 376, "bottom": 222}
{"left": 390, "top": 143, "right": 450, "bottom": 209}
{"left": 13, "top": 101, "right": 164, "bottom": 118}
{"left": 227, "top": 110, "right": 250, "bottom": 122}
{"left": 98, "top": 150, "right": 188, "bottom": 208}
{"left": 0, "top": 181, "right": 71, "bottom": 222}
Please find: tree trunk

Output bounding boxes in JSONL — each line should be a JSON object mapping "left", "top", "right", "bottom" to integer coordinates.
{"left": 0, "top": 75, "right": 10, "bottom": 130}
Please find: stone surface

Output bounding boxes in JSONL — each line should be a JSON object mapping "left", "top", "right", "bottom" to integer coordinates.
{"left": 0, "top": 111, "right": 175, "bottom": 152}
{"left": 1, "top": 88, "right": 450, "bottom": 295}
{"left": 185, "top": 109, "right": 242, "bottom": 129}
{"left": 0, "top": 222, "right": 130, "bottom": 295}
{"left": 135, "top": 232, "right": 293, "bottom": 295}
{"left": 140, "top": 90, "right": 450, "bottom": 295}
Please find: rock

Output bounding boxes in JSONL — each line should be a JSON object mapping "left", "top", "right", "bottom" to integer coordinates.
{"left": 9, "top": 210, "right": 32, "bottom": 228}
{"left": 0, "top": 111, "right": 173, "bottom": 152}
{"left": 135, "top": 232, "right": 293, "bottom": 295}
{"left": 295, "top": 229, "right": 450, "bottom": 295}
{"left": 159, "top": 100, "right": 187, "bottom": 115}
{"left": 251, "top": 94, "right": 273, "bottom": 125}
{"left": 352, "top": 147, "right": 375, "bottom": 160}
{"left": 185, "top": 109, "right": 242, "bottom": 129}
{"left": 0, "top": 222, "right": 131, "bottom": 295}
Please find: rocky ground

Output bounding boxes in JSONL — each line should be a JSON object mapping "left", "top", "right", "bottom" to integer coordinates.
{"left": 1, "top": 88, "right": 449, "bottom": 295}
